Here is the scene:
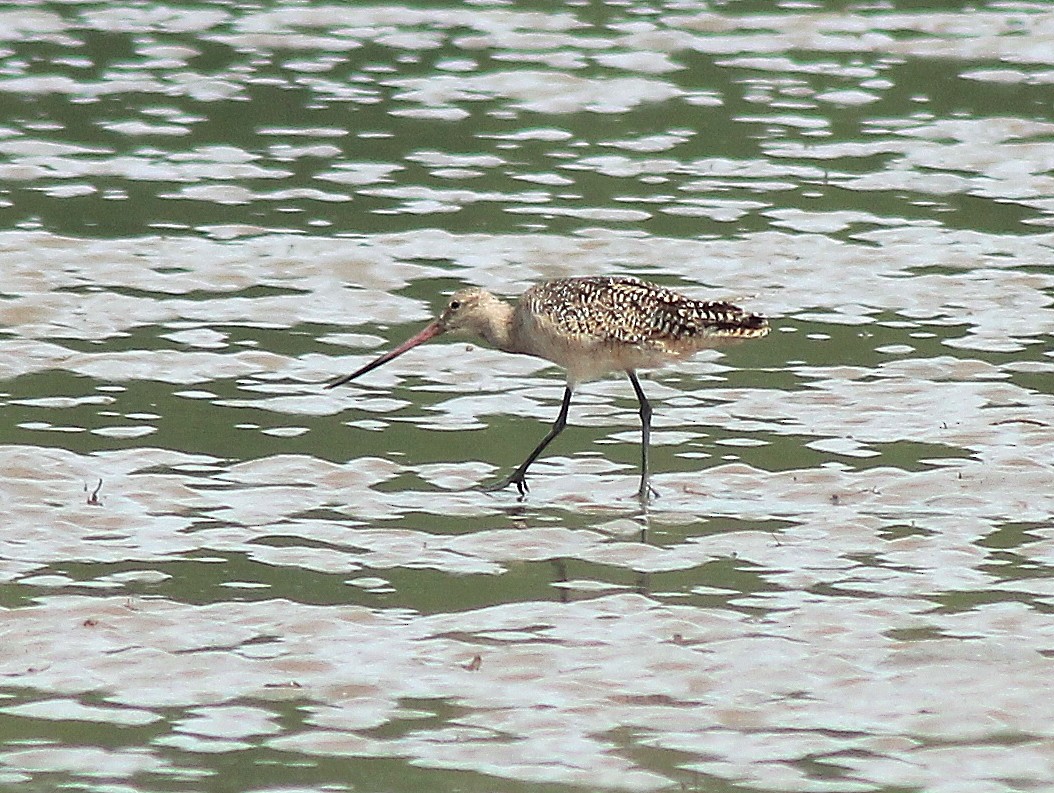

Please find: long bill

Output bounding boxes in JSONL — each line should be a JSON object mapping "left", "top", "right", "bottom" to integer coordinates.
{"left": 325, "top": 320, "right": 444, "bottom": 389}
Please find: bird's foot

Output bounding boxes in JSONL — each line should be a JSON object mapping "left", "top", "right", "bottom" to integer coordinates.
{"left": 637, "top": 481, "right": 659, "bottom": 503}
{"left": 477, "top": 471, "right": 530, "bottom": 498}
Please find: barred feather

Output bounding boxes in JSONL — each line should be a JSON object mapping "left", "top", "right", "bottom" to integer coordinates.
{"left": 520, "top": 276, "right": 769, "bottom": 350}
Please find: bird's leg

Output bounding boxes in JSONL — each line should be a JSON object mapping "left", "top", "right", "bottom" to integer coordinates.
{"left": 482, "top": 386, "right": 573, "bottom": 497}
{"left": 627, "top": 371, "right": 658, "bottom": 502}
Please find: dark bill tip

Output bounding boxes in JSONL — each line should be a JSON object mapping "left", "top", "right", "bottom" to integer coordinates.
{"left": 325, "top": 320, "right": 444, "bottom": 389}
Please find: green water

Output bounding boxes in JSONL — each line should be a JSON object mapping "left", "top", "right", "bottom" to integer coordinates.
{"left": 1, "top": 2, "right": 1053, "bottom": 792}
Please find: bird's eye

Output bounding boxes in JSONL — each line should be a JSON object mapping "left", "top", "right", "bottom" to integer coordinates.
{"left": 449, "top": 300, "right": 461, "bottom": 310}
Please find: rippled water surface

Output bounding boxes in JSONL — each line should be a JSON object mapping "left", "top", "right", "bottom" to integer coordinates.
{"left": 2, "top": 2, "right": 1054, "bottom": 791}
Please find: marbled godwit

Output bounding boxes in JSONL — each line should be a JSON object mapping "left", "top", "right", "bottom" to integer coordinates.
{"left": 327, "top": 276, "right": 769, "bottom": 500}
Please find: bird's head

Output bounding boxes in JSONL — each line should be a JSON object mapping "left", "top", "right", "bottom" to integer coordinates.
{"left": 437, "top": 287, "right": 505, "bottom": 337}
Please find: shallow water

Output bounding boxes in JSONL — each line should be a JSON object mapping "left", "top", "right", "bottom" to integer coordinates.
{"left": 1, "top": 2, "right": 1054, "bottom": 792}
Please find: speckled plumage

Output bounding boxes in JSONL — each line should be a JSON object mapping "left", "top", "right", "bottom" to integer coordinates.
{"left": 520, "top": 275, "right": 768, "bottom": 350}
{"left": 498, "top": 276, "right": 768, "bottom": 385}
{"left": 328, "top": 276, "right": 770, "bottom": 501}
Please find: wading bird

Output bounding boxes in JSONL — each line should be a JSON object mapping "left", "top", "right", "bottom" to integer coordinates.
{"left": 327, "top": 276, "right": 769, "bottom": 500}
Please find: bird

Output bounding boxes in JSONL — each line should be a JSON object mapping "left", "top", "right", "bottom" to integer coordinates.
{"left": 326, "top": 276, "right": 769, "bottom": 501}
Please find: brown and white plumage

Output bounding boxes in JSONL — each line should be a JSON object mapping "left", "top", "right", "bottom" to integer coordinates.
{"left": 511, "top": 276, "right": 768, "bottom": 384}
{"left": 327, "top": 276, "right": 769, "bottom": 500}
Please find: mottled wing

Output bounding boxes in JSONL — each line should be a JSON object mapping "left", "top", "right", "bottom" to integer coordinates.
{"left": 524, "top": 276, "right": 768, "bottom": 351}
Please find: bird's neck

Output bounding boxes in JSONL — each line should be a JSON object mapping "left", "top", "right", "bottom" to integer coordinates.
{"left": 475, "top": 299, "right": 519, "bottom": 353}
